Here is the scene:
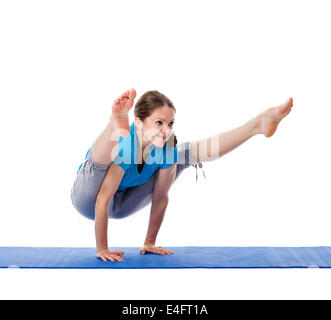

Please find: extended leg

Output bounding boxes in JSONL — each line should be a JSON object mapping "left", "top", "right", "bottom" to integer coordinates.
{"left": 91, "top": 88, "right": 136, "bottom": 165}
{"left": 190, "top": 97, "right": 294, "bottom": 163}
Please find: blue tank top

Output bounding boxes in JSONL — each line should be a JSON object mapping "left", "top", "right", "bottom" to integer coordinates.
{"left": 77, "top": 122, "right": 178, "bottom": 191}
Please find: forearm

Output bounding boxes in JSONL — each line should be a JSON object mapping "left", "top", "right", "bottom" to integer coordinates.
{"left": 95, "top": 201, "right": 110, "bottom": 251}
{"left": 144, "top": 197, "right": 169, "bottom": 245}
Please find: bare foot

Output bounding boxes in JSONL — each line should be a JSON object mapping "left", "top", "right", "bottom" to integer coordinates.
{"left": 257, "top": 97, "right": 294, "bottom": 137}
{"left": 110, "top": 88, "right": 136, "bottom": 138}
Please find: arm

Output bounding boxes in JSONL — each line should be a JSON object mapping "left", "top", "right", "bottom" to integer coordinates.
{"left": 95, "top": 163, "right": 125, "bottom": 261}
{"left": 143, "top": 164, "right": 177, "bottom": 249}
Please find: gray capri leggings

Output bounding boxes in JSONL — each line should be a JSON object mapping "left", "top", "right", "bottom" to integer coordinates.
{"left": 70, "top": 141, "right": 201, "bottom": 220}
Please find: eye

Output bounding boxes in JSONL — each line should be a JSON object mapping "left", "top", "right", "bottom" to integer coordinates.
{"left": 169, "top": 122, "right": 174, "bottom": 127}
{"left": 156, "top": 121, "right": 163, "bottom": 125}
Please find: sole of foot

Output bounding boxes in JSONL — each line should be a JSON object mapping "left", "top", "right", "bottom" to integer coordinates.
{"left": 111, "top": 88, "right": 137, "bottom": 138}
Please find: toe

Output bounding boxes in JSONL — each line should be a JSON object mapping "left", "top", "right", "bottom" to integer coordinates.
{"left": 129, "top": 88, "right": 136, "bottom": 99}
{"left": 279, "top": 101, "right": 291, "bottom": 116}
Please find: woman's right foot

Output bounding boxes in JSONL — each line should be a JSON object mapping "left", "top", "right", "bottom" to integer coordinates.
{"left": 110, "top": 88, "right": 136, "bottom": 138}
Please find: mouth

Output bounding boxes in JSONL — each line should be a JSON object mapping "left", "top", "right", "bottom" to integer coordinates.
{"left": 157, "top": 135, "right": 166, "bottom": 141}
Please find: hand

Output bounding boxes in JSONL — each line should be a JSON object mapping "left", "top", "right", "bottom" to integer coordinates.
{"left": 96, "top": 248, "right": 124, "bottom": 262}
{"left": 140, "top": 244, "right": 174, "bottom": 255}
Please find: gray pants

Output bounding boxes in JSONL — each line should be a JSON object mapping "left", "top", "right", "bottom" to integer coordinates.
{"left": 70, "top": 141, "right": 199, "bottom": 220}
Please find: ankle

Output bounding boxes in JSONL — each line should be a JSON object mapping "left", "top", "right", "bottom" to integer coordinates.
{"left": 249, "top": 117, "right": 262, "bottom": 136}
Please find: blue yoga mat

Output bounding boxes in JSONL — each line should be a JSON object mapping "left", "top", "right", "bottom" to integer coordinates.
{"left": 1, "top": 246, "right": 331, "bottom": 269}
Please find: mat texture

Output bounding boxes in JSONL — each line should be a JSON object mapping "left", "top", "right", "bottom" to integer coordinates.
{"left": 1, "top": 246, "right": 331, "bottom": 269}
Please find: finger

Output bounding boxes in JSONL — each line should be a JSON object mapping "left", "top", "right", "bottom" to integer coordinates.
{"left": 140, "top": 249, "right": 146, "bottom": 255}
{"left": 104, "top": 254, "right": 115, "bottom": 262}
{"left": 158, "top": 247, "right": 173, "bottom": 255}
{"left": 114, "top": 253, "right": 124, "bottom": 261}
{"left": 152, "top": 249, "right": 165, "bottom": 255}
{"left": 106, "top": 252, "right": 123, "bottom": 261}
{"left": 113, "top": 255, "right": 124, "bottom": 262}
{"left": 157, "top": 248, "right": 168, "bottom": 254}
{"left": 98, "top": 255, "right": 107, "bottom": 262}
{"left": 101, "top": 254, "right": 110, "bottom": 262}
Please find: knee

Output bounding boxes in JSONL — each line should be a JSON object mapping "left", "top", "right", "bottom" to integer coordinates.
{"left": 73, "top": 200, "right": 95, "bottom": 221}
{"left": 71, "top": 192, "right": 96, "bottom": 221}
{"left": 80, "top": 211, "right": 95, "bottom": 221}
{"left": 152, "top": 195, "right": 169, "bottom": 207}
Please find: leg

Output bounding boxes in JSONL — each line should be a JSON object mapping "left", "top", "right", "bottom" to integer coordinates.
{"left": 190, "top": 97, "right": 294, "bottom": 163}
{"left": 91, "top": 88, "right": 136, "bottom": 165}
{"left": 72, "top": 141, "right": 194, "bottom": 221}
{"left": 71, "top": 148, "right": 114, "bottom": 220}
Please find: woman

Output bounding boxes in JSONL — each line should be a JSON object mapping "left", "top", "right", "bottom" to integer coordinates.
{"left": 70, "top": 89, "right": 293, "bottom": 262}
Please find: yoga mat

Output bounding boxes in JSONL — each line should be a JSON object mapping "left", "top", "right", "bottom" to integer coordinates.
{"left": 1, "top": 246, "right": 331, "bottom": 269}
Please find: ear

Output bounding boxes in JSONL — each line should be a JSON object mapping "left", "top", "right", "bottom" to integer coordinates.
{"left": 134, "top": 117, "right": 143, "bottom": 130}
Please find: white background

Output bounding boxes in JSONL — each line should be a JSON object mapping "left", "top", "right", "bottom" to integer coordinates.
{"left": 0, "top": 0, "right": 330, "bottom": 299}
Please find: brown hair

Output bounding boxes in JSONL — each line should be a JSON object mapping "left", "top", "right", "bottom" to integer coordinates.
{"left": 134, "top": 90, "right": 178, "bottom": 147}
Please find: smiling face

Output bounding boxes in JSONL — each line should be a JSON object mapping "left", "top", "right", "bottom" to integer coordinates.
{"left": 134, "top": 105, "right": 176, "bottom": 148}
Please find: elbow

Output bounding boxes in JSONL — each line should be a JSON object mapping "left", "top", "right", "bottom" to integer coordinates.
{"left": 95, "top": 194, "right": 113, "bottom": 209}
{"left": 152, "top": 195, "right": 169, "bottom": 207}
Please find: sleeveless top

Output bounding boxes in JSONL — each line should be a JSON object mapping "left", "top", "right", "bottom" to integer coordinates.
{"left": 77, "top": 122, "right": 178, "bottom": 191}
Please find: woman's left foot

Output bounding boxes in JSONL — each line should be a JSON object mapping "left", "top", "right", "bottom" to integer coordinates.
{"left": 257, "top": 97, "right": 294, "bottom": 137}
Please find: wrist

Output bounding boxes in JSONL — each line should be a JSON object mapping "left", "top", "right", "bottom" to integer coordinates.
{"left": 96, "top": 246, "right": 108, "bottom": 253}
{"left": 143, "top": 242, "right": 155, "bottom": 247}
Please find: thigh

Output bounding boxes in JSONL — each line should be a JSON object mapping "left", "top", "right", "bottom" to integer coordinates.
{"left": 71, "top": 148, "right": 115, "bottom": 220}
{"left": 110, "top": 172, "right": 158, "bottom": 219}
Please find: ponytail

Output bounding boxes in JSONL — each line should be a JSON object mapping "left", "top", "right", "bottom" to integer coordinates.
{"left": 173, "top": 134, "right": 178, "bottom": 147}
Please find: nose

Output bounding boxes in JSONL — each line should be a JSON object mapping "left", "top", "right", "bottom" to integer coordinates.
{"left": 160, "top": 126, "right": 167, "bottom": 135}
{"left": 161, "top": 127, "right": 170, "bottom": 138}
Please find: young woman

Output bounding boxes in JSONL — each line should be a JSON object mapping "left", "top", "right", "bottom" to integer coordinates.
{"left": 70, "top": 89, "right": 294, "bottom": 262}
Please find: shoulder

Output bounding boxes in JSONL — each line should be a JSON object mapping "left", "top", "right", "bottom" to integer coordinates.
{"left": 160, "top": 143, "right": 178, "bottom": 169}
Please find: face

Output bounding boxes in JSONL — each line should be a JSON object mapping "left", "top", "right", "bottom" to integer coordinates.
{"left": 135, "top": 105, "right": 176, "bottom": 148}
